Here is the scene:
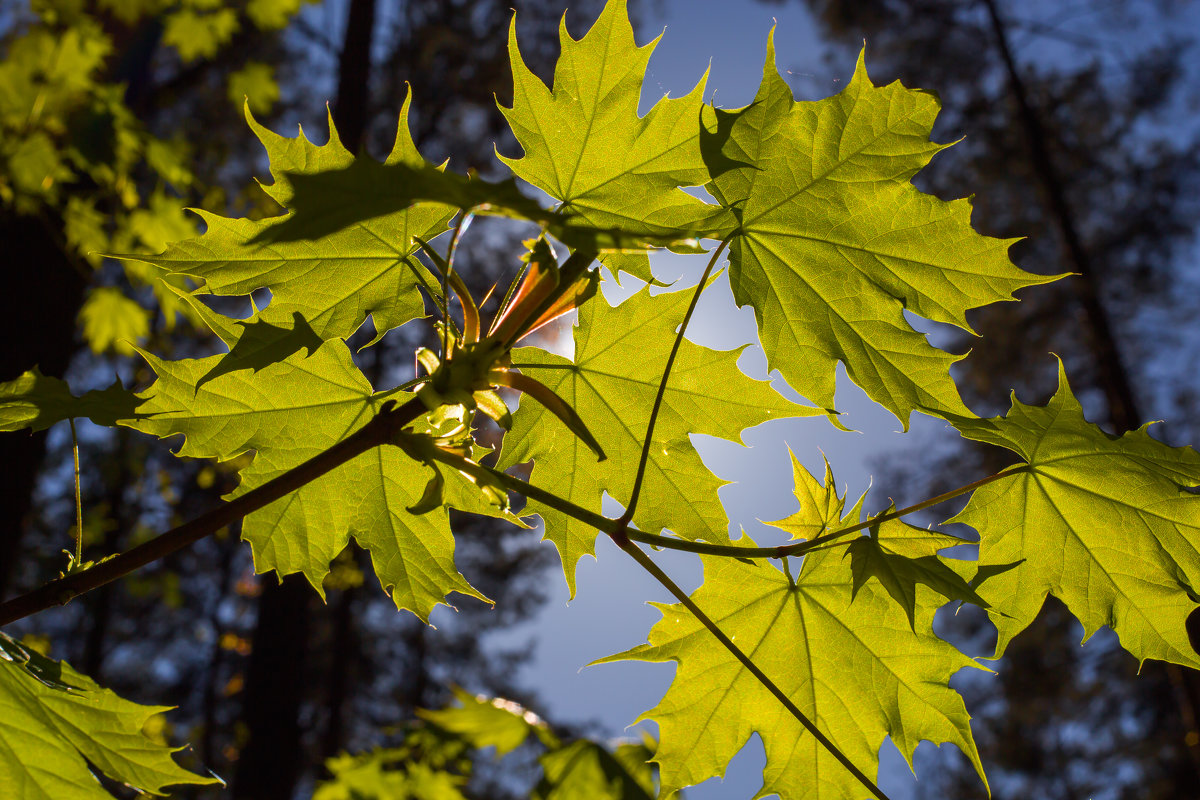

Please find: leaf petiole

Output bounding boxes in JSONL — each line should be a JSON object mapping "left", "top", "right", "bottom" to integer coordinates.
{"left": 616, "top": 540, "right": 892, "bottom": 800}
{"left": 618, "top": 237, "right": 731, "bottom": 527}
{"left": 618, "top": 463, "right": 1032, "bottom": 560}
{"left": 69, "top": 417, "right": 82, "bottom": 564}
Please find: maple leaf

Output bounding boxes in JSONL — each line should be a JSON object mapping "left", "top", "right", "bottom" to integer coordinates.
{"left": 123, "top": 339, "right": 494, "bottom": 622}
{"left": 847, "top": 518, "right": 989, "bottom": 631}
{"left": 257, "top": 159, "right": 555, "bottom": 246}
{"left": 0, "top": 631, "right": 219, "bottom": 799}
{"left": 418, "top": 687, "right": 550, "bottom": 757}
{"left": 0, "top": 368, "right": 141, "bottom": 433}
{"left": 78, "top": 286, "right": 150, "bottom": 356}
{"left": 158, "top": 283, "right": 325, "bottom": 389}
{"left": 497, "top": 283, "right": 824, "bottom": 595}
{"left": 258, "top": 158, "right": 704, "bottom": 256}
{"left": 707, "top": 42, "right": 1058, "bottom": 426}
{"left": 498, "top": 0, "right": 734, "bottom": 250}
{"left": 115, "top": 94, "right": 452, "bottom": 345}
{"left": 417, "top": 688, "right": 655, "bottom": 799}
{"left": 949, "top": 361, "right": 1200, "bottom": 668}
{"left": 535, "top": 740, "right": 656, "bottom": 800}
{"left": 765, "top": 451, "right": 850, "bottom": 542}
{"left": 600, "top": 537, "right": 985, "bottom": 799}
{"left": 314, "top": 752, "right": 467, "bottom": 800}
{"left": 768, "top": 450, "right": 989, "bottom": 630}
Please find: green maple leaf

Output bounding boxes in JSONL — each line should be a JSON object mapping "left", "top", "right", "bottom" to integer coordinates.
{"left": 256, "top": 159, "right": 554, "bottom": 246}
{"left": 847, "top": 518, "right": 989, "bottom": 631}
{"left": 258, "top": 158, "right": 703, "bottom": 255}
{"left": 124, "top": 339, "right": 494, "bottom": 622}
{"left": 768, "top": 452, "right": 989, "bottom": 633}
{"left": 315, "top": 752, "right": 467, "bottom": 800}
{"left": 498, "top": 0, "right": 733, "bottom": 251}
{"left": 708, "top": 42, "right": 1057, "bottom": 426}
{"left": 498, "top": 284, "right": 823, "bottom": 595}
{"left": 0, "top": 368, "right": 141, "bottom": 433}
{"left": 158, "top": 282, "right": 325, "bottom": 389}
{"left": 949, "top": 361, "right": 1200, "bottom": 668}
{"left": 418, "top": 687, "right": 549, "bottom": 757}
{"left": 765, "top": 451, "right": 851, "bottom": 542}
{"left": 0, "top": 631, "right": 219, "bottom": 799}
{"left": 418, "top": 689, "right": 655, "bottom": 799}
{"left": 600, "top": 537, "right": 985, "bottom": 799}
{"left": 535, "top": 740, "right": 656, "bottom": 800}
{"left": 115, "top": 96, "right": 452, "bottom": 344}
{"left": 78, "top": 286, "right": 150, "bottom": 356}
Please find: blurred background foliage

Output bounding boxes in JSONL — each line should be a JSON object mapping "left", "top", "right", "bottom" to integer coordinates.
{"left": 1, "top": 0, "right": 1199, "bottom": 798}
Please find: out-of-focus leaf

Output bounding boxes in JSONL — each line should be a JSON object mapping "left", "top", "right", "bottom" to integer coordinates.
{"left": 418, "top": 687, "right": 546, "bottom": 756}
{"left": 0, "top": 631, "right": 220, "bottom": 798}
{"left": 78, "top": 286, "right": 150, "bottom": 356}
{"left": 0, "top": 368, "right": 142, "bottom": 432}
{"left": 227, "top": 62, "right": 279, "bottom": 114}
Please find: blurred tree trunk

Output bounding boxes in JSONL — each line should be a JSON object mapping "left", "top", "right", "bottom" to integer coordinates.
{"left": 230, "top": 574, "right": 313, "bottom": 800}
{"left": 0, "top": 216, "right": 87, "bottom": 599}
{"left": 978, "top": 0, "right": 1141, "bottom": 432}
{"left": 81, "top": 430, "right": 134, "bottom": 679}
{"left": 232, "top": 2, "right": 378, "bottom": 795}
{"left": 979, "top": 0, "right": 1200, "bottom": 775}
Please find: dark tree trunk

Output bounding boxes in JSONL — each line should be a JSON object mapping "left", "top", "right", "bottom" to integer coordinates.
{"left": 979, "top": 0, "right": 1200, "bottom": 778}
{"left": 318, "top": 576, "right": 361, "bottom": 765}
{"left": 0, "top": 214, "right": 88, "bottom": 599}
{"left": 333, "top": 0, "right": 378, "bottom": 152}
{"left": 979, "top": 0, "right": 1141, "bottom": 431}
{"left": 198, "top": 531, "right": 238, "bottom": 785}
{"left": 80, "top": 430, "right": 136, "bottom": 678}
{"left": 231, "top": 1, "right": 379, "bottom": 792}
{"left": 317, "top": 0, "right": 379, "bottom": 763}
{"left": 231, "top": 574, "right": 313, "bottom": 800}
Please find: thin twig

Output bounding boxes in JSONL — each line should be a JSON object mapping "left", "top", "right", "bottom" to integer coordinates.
{"left": 0, "top": 398, "right": 427, "bottom": 627}
{"left": 617, "top": 540, "right": 892, "bottom": 800}
{"left": 424, "top": 446, "right": 1028, "bottom": 563}
{"left": 618, "top": 238, "right": 730, "bottom": 528}
{"left": 624, "top": 464, "right": 1031, "bottom": 560}
{"left": 69, "top": 417, "right": 82, "bottom": 563}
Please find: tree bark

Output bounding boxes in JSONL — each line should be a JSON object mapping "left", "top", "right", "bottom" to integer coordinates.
{"left": 231, "top": 1, "right": 378, "bottom": 792}
{"left": 333, "top": 0, "right": 378, "bottom": 152}
{"left": 230, "top": 574, "right": 313, "bottom": 800}
{"left": 0, "top": 215, "right": 88, "bottom": 599}
{"left": 979, "top": 0, "right": 1200, "bottom": 777}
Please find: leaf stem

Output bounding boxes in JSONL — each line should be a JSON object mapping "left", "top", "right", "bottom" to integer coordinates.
{"left": 416, "top": 446, "right": 617, "bottom": 535}
{"left": 623, "top": 464, "right": 1030, "bottom": 559}
{"left": 617, "top": 237, "right": 731, "bottom": 528}
{"left": 0, "top": 398, "right": 428, "bottom": 627}
{"left": 69, "top": 417, "right": 82, "bottom": 564}
{"left": 616, "top": 539, "right": 892, "bottom": 800}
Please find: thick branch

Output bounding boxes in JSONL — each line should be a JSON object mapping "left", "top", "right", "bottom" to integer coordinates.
{"left": 0, "top": 398, "right": 425, "bottom": 627}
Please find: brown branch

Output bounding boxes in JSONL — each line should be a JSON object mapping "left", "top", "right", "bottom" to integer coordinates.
{"left": 0, "top": 398, "right": 426, "bottom": 627}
